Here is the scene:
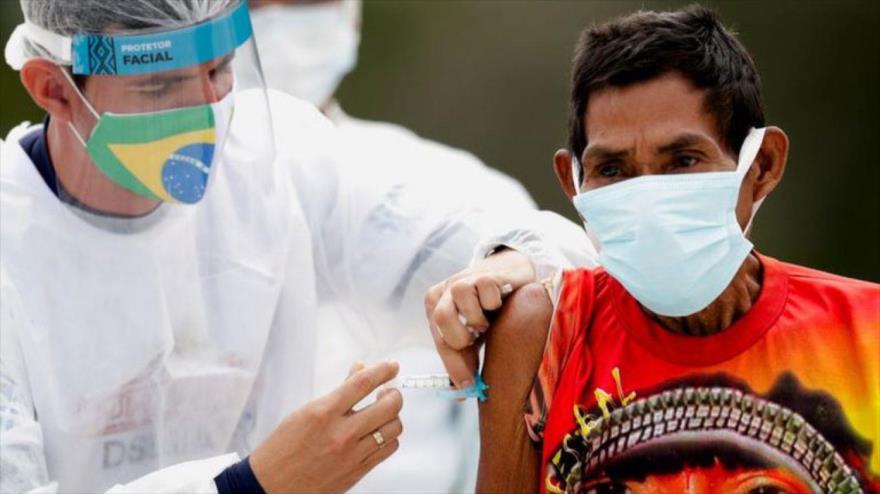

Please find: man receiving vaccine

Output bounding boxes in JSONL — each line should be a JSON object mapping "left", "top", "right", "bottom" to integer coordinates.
{"left": 433, "top": 6, "right": 880, "bottom": 493}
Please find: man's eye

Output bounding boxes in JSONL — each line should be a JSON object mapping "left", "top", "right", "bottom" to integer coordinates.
{"left": 137, "top": 85, "right": 170, "bottom": 97}
{"left": 675, "top": 155, "right": 699, "bottom": 168}
{"left": 598, "top": 164, "right": 621, "bottom": 178}
{"left": 211, "top": 63, "right": 233, "bottom": 79}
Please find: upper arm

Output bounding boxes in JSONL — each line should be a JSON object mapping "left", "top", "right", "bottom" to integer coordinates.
{"left": 477, "top": 283, "right": 553, "bottom": 494}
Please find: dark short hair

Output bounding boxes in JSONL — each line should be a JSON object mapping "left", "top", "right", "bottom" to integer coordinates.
{"left": 568, "top": 5, "right": 765, "bottom": 161}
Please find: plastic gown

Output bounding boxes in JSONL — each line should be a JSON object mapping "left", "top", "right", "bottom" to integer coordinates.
{"left": 0, "top": 91, "right": 595, "bottom": 493}
{"left": 314, "top": 103, "right": 534, "bottom": 493}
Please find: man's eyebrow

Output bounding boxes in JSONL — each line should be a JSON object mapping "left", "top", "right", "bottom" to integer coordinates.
{"left": 583, "top": 146, "right": 629, "bottom": 162}
{"left": 656, "top": 133, "right": 713, "bottom": 154}
{"left": 128, "top": 54, "right": 234, "bottom": 88}
{"left": 130, "top": 73, "right": 195, "bottom": 88}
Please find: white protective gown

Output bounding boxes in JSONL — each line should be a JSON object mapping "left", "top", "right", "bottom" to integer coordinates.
{"left": 0, "top": 90, "right": 595, "bottom": 493}
{"left": 314, "top": 104, "right": 537, "bottom": 493}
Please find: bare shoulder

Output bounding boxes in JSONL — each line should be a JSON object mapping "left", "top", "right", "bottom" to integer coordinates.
{"left": 484, "top": 282, "right": 554, "bottom": 382}
{"left": 477, "top": 283, "right": 553, "bottom": 494}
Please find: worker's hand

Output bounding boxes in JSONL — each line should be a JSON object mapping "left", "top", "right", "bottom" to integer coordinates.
{"left": 249, "top": 361, "right": 403, "bottom": 494}
{"left": 425, "top": 249, "right": 536, "bottom": 389}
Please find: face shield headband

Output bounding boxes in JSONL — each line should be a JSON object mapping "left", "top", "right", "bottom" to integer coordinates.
{"left": 10, "top": 0, "right": 253, "bottom": 76}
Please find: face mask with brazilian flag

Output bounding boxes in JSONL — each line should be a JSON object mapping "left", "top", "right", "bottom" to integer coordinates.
{"left": 64, "top": 72, "right": 234, "bottom": 205}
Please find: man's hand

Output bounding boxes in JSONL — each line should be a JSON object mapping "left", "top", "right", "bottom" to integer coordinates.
{"left": 249, "top": 361, "right": 403, "bottom": 494}
{"left": 425, "top": 249, "right": 536, "bottom": 388}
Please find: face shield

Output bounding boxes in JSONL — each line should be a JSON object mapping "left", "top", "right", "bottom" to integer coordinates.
{"left": 13, "top": 0, "right": 274, "bottom": 206}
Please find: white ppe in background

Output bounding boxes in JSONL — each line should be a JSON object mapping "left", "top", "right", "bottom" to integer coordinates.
{"left": 249, "top": 0, "right": 361, "bottom": 108}
{"left": 310, "top": 105, "right": 586, "bottom": 492}
{"left": 311, "top": 104, "right": 534, "bottom": 493}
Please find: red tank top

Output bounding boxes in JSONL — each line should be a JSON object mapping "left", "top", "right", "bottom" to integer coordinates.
{"left": 526, "top": 254, "right": 879, "bottom": 494}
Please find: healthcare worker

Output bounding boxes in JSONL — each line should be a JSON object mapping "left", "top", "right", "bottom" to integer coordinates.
{"left": 0, "top": 0, "right": 592, "bottom": 493}
{"left": 246, "top": 1, "right": 541, "bottom": 491}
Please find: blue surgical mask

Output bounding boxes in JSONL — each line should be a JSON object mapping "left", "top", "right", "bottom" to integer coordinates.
{"left": 572, "top": 127, "right": 767, "bottom": 317}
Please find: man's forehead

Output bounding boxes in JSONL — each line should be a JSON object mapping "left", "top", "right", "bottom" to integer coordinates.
{"left": 583, "top": 72, "right": 722, "bottom": 150}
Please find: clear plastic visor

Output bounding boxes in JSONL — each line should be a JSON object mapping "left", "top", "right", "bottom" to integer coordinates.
{"left": 53, "top": 0, "right": 273, "bottom": 208}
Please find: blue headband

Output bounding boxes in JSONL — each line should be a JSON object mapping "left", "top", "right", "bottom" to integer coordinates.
{"left": 71, "top": 1, "right": 252, "bottom": 76}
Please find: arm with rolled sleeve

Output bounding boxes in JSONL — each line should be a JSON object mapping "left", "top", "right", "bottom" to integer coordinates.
{"left": 270, "top": 92, "right": 595, "bottom": 354}
{"left": 471, "top": 209, "right": 598, "bottom": 280}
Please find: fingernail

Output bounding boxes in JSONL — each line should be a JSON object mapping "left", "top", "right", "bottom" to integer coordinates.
{"left": 459, "top": 379, "right": 473, "bottom": 390}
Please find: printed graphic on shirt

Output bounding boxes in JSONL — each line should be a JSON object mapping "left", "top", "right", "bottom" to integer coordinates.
{"left": 529, "top": 262, "right": 880, "bottom": 494}
{"left": 545, "top": 372, "right": 871, "bottom": 494}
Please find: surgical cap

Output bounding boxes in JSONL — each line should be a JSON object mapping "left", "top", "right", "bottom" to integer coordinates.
{"left": 5, "top": 0, "right": 239, "bottom": 70}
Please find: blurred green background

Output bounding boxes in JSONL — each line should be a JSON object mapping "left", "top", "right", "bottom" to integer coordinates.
{"left": 1, "top": 0, "right": 878, "bottom": 281}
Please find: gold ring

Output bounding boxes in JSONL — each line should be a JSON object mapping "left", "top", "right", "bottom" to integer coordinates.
{"left": 372, "top": 430, "right": 386, "bottom": 448}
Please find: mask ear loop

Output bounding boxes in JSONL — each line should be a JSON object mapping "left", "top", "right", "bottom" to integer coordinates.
{"left": 570, "top": 155, "right": 582, "bottom": 194}
{"left": 571, "top": 155, "right": 604, "bottom": 250}
{"left": 744, "top": 196, "right": 766, "bottom": 236}
{"left": 737, "top": 127, "right": 768, "bottom": 236}
{"left": 58, "top": 68, "right": 100, "bottom": 148}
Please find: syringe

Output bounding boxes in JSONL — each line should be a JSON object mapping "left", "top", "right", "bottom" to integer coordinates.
{"left": 387, "top": 283, "right": 508, "bottom": 402}
{"left": 387, "top": 373, "right": 489, "bottom": 401}
{"left": 396, "top": 374, "right": 454, "bottom": 390}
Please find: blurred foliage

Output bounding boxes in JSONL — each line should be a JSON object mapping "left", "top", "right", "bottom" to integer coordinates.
{"left": 1, "top": 0, "right": 877, "bottom": 281}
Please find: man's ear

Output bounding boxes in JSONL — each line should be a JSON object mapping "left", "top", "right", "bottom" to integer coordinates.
{"left": 553, "top": 148, "right": 578, "bottom": 201}
{"left": 20, "top": 59, "right": 78, "bottom": 124}
{"left": 750, "top": 126, "right": 789, "bottom": 203}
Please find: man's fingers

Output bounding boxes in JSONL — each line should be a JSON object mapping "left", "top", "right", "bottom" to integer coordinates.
{"left": 339, "top": 362, "right": 367, "bottom": 415}
{"left": 339, "top": 439, "right": 400, "bottom": 491}
{"left": 450, "top": 280, "right": 490, "bottom": 331}
{"left": 432, "top": 290, "right": 473, "bottom": 350}
{"left": 424, "top": 282, "right": 445, "bottom": 319}
{"left": 359, "top": 438, "right": 400, "bottom": 470}
{"left": 348, "top": 388, "right": 403, "bottom": 437}
{"left": 433, "top": 335, "right": 479, "bottom": 389}
{"left": 475, "top": 276, "right": 504, "bottom": 311}
{"left": 331, "top": 361, "right": 400, "bottom": 413}
{"left": 354, "top": 418, "right": 403, "bottom": 461}
{"left": 347, "top": 361, "right": 365, "bottom": 379}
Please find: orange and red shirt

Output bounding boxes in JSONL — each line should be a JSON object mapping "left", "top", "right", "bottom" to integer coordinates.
{"left": 526, "top": 253, "right": 879, "bottom": 494}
